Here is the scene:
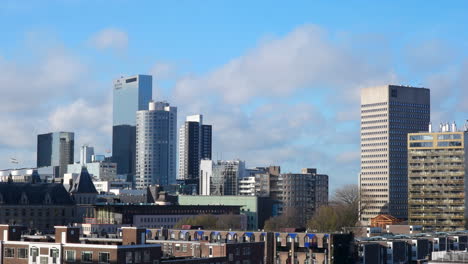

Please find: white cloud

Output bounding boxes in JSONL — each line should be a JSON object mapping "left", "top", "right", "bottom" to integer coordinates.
{"left": 150, "top": 62, "right": 177, "bottom": 80}
{"left": 89, "top": 28, "right": 128, "bottom": 52}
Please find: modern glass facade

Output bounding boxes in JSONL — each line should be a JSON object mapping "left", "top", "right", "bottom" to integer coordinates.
{"left": 112, "top": 75, "right": 152, "bottom": 180}
{"left": 37, "top": 132, "right": 74, "bottom": 177}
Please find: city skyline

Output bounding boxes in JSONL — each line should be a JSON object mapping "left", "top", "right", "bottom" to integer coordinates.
{"left": 1, "top": 1, "right": 468, "bottom": 190}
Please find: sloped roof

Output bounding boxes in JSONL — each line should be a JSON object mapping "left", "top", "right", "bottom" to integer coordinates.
{"left": 68, "top": 166, "right": 98, "bottom": 194}
{"left": 0, "top": 182, "right": 74, "bottom": 205}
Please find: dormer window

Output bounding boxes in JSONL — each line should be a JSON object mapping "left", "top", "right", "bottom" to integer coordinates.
{"left": 44, "top": 193, "right": 52, "bottom": 205}
{"left": 20, "top": 192, "right": 29, "bottom": 205}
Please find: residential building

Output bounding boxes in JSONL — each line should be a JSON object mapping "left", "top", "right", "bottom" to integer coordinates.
{"left": 279, "top": 168, "right": 329, "bottom": 226}
{"left": 199, "top": 160, "right": 245, "bottom": 196}
{"left": 0, "top": 182, "right": 76, "bottom": 233}
{"left": 67, "top": 161, "right": 117, "bottom": 181}
{"left": 80, "top": 144, "right": 94, "bottom": 165}
{"left": 37, "top": 132, "right": 74, "bottom": 178}
{"left": 360, "top": 85, "right": 430, "bottom": 223}
{"left": 178, "top": 115, "right": 212, "bottom": 185}
{"left": 135, "top": 101, "right": 177, "bottom": 188}
{"left": 112, "top": 74, "right": 152, "bottom": 182}
{"left": 408, "top": 125, "right": 468, "bottom": 231}
{"left": 178, "top": 195, "right": 276, "bottom": 230}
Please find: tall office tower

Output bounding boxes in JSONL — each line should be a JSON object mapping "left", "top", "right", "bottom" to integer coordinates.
{"left": 37, "top": 132, "right": 74, "bottom": 178}
{"left": 279, "top": 168, "right": 329, "bottom": 226}
{"left": 135, "top": 101, "right": 177, "bottom": 188}
{"left": 112, "top": 75, "right": 152, "bottom": 182}
{"left": 359, "top": 85, "right": 430, "bottom": 223}
{"left": 199, "top": 160, "right": 245, "bottom": 195}
{"left": 80, "top": 145, "right": 94, "bottom": 165}
{"left": 408, "top": 123, "right": 468, "bottom": 231}
{"left": 178, "top": 115, "right": 212, "bottom": 183}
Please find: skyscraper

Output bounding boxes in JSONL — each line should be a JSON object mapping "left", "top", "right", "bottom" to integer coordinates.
{"left": 37, "top": 132, "right": 74, "bottom": 178}
{"left": 178, "top": 115, "right": 212, "bottom": 183}
{"left": 80, "top": 145, "right": 94, "bottom": 165}
{"left": 112, "top": 75, "right": 152, "bottom": 182}
{"left": 135, "top": 101, "right": 177, "bottom": 188}
{"left": 359, "top": 85, "right": 430, "bottom": 223}
{"left": 199, "top": 159, "right": 245, "bottom": 196}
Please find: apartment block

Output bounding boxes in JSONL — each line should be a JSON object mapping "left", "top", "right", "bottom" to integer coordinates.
{"left": 408, "top": 126, "right": 468, "bottom": 231}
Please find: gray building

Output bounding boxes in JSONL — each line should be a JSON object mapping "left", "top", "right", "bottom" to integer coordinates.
{"left": 80, "top": 144, "right": 94, "bottom": 165}
{"left": 135, "top": 101, "right": 177, "bottom": 188}
{"left": 178, "top": 115, "right": 212, "bottom": 183}
{"left": 37, "top": 132, "right": 74, "bottom": 178}
{"left": 199, "top": 160, "right": 245, "bottom": 196}
{"left": 359, "top": 85, "right": 430, "bottom": 223}
{"left": 112, "top": 75, "right": 152, "bottom": 182}
{"left": 279, "top": 168, "right": 329, "bottom": 226}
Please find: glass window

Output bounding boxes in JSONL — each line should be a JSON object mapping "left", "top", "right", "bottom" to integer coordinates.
{"left": 438, "top": 134, "right": 462, "bottom": 140}
{"left": 438, "top": 141, "right": 462, "bottom": 147}
{"left": 31, "top": 247, "right": 39, "bottom": 262}
{"left": 135, "top": 251, "right": 141, "bottom": 263}
{"left": 99, "top": 252, "right": 110, "bottom": 264}
{"left": 18, "top": 248, "right": 28, "bottom": 258}
{"left": 410, "top": 142, "right": 433, "bottom": 147}
{"left": 82, "top": 251, "right": 93, "bottom": 263}
{"left": 143, "top": 250, "right": 150, "bottom": 262}
{"left": 4, "top": 247, "right": 14, "bottom": 258}
{"left": 410, "top": 135, "right": 433, "bottom": 140}
{"left": 126, "top": 252, "right": 133, "bottom": 264}
{"left": 66, "top": 250, "right": 76, "bottom": 262}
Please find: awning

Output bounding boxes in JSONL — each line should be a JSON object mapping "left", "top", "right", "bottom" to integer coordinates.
{"left": 275, "top": 233, "right": 280, "bottom": 237}
{"left": 244, "top": 232, "right": 254, "bottom": 237}
{"left": 306, "top": 234, "right": 316, "bottom": 239}
{"left": 180, "top": 230, "right": 188, "bottom": 234}
{"left": 228, "top": 232, "right": 237, "bottom": 236}
{"left": 211, "top": 231, "right": 220, "bottom": 236}
{"left": 196, "top": 231, "right": 204, "bottom": 235}
{"left": 288, "top": 233, "right": 297, "bottom": 238}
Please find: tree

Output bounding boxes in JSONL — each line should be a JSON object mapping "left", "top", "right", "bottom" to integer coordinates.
{"left": 307, "top": 184, "right": 361, "bottom": 232}
{"left": 264, "top": 208, "right": 303, "bottom": 231}
{"left": 174, "top": 214, "right": 242, "bottom": 230}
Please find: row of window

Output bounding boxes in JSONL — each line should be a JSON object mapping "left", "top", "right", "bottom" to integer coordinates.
{"left": 362, "top": 113, "right": 388, "bottom": 119}
{"left": 361, "top": 102, "right": 387, "bottom": 108}
{"left": 361, "top": 131, "right": 387, "bottom": 136}
{"left": 361, "top": 108, "right": 387, "bottom": 113}
{"left": 362, "top": 125, "right": 387, "bottom": 130}
{"left": 362, "top": 148, "right": 387, "bottom": 152}
{"left": 362, "top": 154, "right": 388, "bottom": 158}
{"left": 362, "top": 136, "right": 387, "bottom": 141}
{"left": 362, "top": 142, "right": 387, "bottom": 147}
{"left": 361, "top": 119, "right": 387, "bottom": 125}
{"left": 362, "top": 165, "right": 388, "bottom": 170}
{"left": 361, "top": 183, "right": 388, "bottom": 186}
{"left": 362, "top": 159, "right": 387, "bottom": 164}
{"left": 389, "top": 101, "right": 429, "bottom": 108}
{"left": 361, "top": 171, "right": 388, "bottom": 175}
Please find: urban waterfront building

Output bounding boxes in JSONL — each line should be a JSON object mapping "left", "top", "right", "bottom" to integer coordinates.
{"left": 408, "top": 125, "right": 468, "bottom": 231}
{"left": 279, "top": 168, "right": 329, "bottom": 226}
{"left": 135, "top": 101, "right": 177, "bottom": 188}
{"left": 112, "top": 74, "right": 152, "bottom": 182}
{"left": 199, "top": 160, "right": 245, "bottom": 195}
{"left": 359, "top": 85, "right": 430, "bottom": 223}
{"left": 37, "top": 132, "right": 74, "bottom": 178}
{"left": 178, "top": 115, "right": 212, "bottom": 184}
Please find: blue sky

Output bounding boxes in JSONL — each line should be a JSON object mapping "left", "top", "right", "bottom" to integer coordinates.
{"left": 1, "top": 1, "right": 467, "bottom": 190}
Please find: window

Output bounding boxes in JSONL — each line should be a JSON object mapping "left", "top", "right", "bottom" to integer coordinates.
{"left": 410, "top": 135, "right": 433, "bottom": 140}
{"left": 82, "top": 251, "right": 93, "bottom": 263}
{"left": 31, "top": 247, "right": 39, "bottom": 262}
{"left": 66, "top": 250, "right": 76, "bottom": 262}
{"left": 135, "top": 251, "right": 141, "bottom": 263}
{"left": 4, "top": 247, "right": 14, "bottom": 258}
{"left": 144, "top": 250, "right": 151, "bottom": 262}
{"left": 182, "top": 244, "right": 188, "bottom": 252}
{"left": 410, "top": 142, "right": 433, "bottom": 147}
{"left": 126, "top": 252, "right": 133, "bottom": 264}
{"left": 99, "top": 252, "right": 110, "bottom": 264}
{"left": 18, "top": 248, "right": 28, "bottom": 258}
{"left": 40, "top": 256, "right": 49, "bottom": 264}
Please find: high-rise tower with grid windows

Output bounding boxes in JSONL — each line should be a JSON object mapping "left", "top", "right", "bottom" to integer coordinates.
{"left": 359, "top": 85, "right": 430, "bottom": 223}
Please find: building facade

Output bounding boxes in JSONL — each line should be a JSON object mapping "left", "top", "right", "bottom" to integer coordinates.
{"left": 408, "top": 128, "right": 468, "bottom": 231}
{"left": 135, "top": 101, "right": 177, "bottom": 188}
{"left": 199, "top": 160, "right": 245, "bottom": 196}
{"left": 279, "top": 168, "right": 329, "bottom": 226}
{"left": 360, "top": 85, "right": 430, "bottom": 222}
{"left": 112, "top": 74, "right": 152, "bottom": 182}
{"left": 67, "top": 161, "right": 117, "bottom": 181}
{"left": 178, "top": 115, "right": 212, "bottom": 184}
{"left": 37, "top": 132, "right": 74, "bottom": 178}
{"left": 80, "top": 145, "right": 94, "bottom": 165}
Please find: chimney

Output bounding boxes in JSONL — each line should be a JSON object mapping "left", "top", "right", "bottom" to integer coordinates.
{"left": 122, "top": 227, "right": 147, "bottom": 245}
{"left": 428, "top": 122, "right": 432, "bottom": 133}
{"left": 0, "top": 225, "right": 25, "bottom": 241}
{"left": 452, "top": 121, "right": 457, "bottom": 132}
{"left": 55, "top": 226, "right": 80, "bottom": 243}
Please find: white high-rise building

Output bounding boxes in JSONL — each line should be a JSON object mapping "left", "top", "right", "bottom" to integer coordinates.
{"left": 359, "top": 85, "right": 430, "bottom": 223}
{"left": 199, "top": 160, "right": 245, "bottom": 196}
{"left": 80, "top": 145, "right": 94, "bottom": 165}
{"left": 135, "top": 101, "right": 177, "bottom": 188}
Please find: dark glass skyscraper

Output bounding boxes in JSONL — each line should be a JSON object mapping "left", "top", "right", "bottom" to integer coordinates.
{"left": 37, "top": 132, "right": 74, "bottom": 178}
{"left": 112, "top": 75, "right": 152, "bottom": 182}
{"left": 178, "top": 115, "right": 212, "bottom": 183}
